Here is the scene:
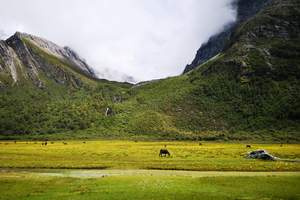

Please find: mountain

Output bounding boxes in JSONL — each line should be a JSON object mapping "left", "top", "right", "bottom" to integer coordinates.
{"left": 183, "top": 0, "right": 272, "bottom": 73}
{"left": 0, "top": 32, "right": 96, "bottom": 88}
{"left": 126, "top": 0, "right": 300, "bottom": 141}
{"left": 0, "top": 0, "right": 299, "bottom": 141}
{"left": 0, "top": 32, "right": 131, "bottom": 136}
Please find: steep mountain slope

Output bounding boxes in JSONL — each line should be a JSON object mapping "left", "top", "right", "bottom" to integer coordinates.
{"left": 0, "top": 0, "right": 299, "bottom": 141}
{"left": 0, "top": 32, "right": 96, "bottom": 88}
{"left": 184, "top": 0, "right": 272, "bottom": 73}
{"left": 0, "top": 32, "right": 132, "bottom": 136}
{"left": 124, "top": 0, "right": 300, "bottom": 140}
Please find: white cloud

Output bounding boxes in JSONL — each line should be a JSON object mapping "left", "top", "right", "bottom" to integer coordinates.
{"left": 0, "top": 0, "right": 236, "bottom": 82}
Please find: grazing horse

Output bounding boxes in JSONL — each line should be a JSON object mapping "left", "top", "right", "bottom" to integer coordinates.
{"left": 41, "top": 141, "right": 47, "bottom": 146}
{"left": 159, "top": 149, "right": 170, "bottom": 157}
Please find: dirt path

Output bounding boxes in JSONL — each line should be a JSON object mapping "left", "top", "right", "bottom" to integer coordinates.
{"left": 1, "top": 169, "right": 300, "bottom": 179}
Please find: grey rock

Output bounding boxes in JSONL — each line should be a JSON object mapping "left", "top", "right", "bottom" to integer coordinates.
{"left": 247, "top": 149, "right": 277, "bottom": 161}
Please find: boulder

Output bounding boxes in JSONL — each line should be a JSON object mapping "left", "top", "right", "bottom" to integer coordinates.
{"left": 247, "top": 149, "right": 276, "bottom": 161}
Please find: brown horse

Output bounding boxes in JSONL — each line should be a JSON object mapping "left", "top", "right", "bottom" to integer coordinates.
{"left": 159, "top": 149, "right": 170, "bottom": 157}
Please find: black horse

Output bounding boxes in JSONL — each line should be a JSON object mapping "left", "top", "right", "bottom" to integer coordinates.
{"left": 159, "top": 149, "right": 170, "bottom": 157}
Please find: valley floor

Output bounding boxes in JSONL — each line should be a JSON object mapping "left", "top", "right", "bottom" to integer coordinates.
{"left": 0, "top": 169, "right": 299, "bottom": 200}
{"left": 1, "top": 141, "right": 299, "bottom": 199}
{"left": 0, "top": 141, "right": 299, "bottom": 171}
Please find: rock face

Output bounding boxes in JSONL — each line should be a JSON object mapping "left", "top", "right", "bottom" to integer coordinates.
{"left": 183, "top": 0, "right": 272, "bottom": 73}
{"left": 0, "top": 32, "right": 96, "bottom": 88}
{"left": 0, "top": 41, "right": 20, "bottom": 85}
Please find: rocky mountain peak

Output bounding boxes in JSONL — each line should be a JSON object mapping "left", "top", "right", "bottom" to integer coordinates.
{"left": 0, "top": 32, "right": 97, "bottom": 88}
{"left": 183, "top": 0, "right": 273, "bottom": 74}
{"left": 9, "top": 32, "right": 96, "bottom": 77}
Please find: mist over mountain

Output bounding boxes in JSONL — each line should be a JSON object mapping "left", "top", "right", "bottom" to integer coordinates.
{"left": 0, "top": 0, "right": 236, "bottom": 82}
{"left": 184, "top": 0, "right": 272, "bottom": 73}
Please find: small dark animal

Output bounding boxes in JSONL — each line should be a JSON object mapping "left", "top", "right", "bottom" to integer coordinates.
{"left": 159, "top": 149, "right": 170, "bottom": 157}
{"left": 83, "top": 141, "right": 86, "bottom": 144}
{"left": 42, "top": 142, "right": 47, "bottom": 146}
{"left": 63, "top": 142, "right": 67, "bottom": 145}
{"left": 105, "top": 107, "right": 113, "bottom": 116}
{"left": 199, "top": 143, "right": 202, "bottom": 146}
{"left": 246, "top": 145, "right": 251, "bottom": 148}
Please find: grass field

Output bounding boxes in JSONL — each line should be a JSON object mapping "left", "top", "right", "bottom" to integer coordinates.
{"left": 0, "top": 169, "right": 299, "bottom": 200}
{"left": 1, "top": 141, "right": 300, "bottom": 199}
{"left": 0, "top": 141, "right": 299, "bottom": 171}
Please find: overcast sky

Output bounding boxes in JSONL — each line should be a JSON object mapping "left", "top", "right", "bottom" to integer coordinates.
{"left": 0, "top": 0, "right": 236, "bottom": 82}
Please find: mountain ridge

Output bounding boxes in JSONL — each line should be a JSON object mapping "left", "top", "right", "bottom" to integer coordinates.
{"left": 0, "top": 31, "right": 97, "bottom": 88}
{"left": 183, "top": 0, "right": 272, "bottom": 74}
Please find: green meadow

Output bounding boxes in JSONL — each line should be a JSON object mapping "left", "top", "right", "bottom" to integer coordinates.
{"left": 1, "top": 141, "right": 300, "bottom": 199}
{"left": 0, "top": 141, "right": 299, "bottom": 171}
{"left": 0, "top": 170, "right": 300, "bottom": 200}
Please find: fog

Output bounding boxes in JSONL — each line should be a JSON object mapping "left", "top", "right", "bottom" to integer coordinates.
{"left": 0, "top": 0, "right": 236, "bottom": 82}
